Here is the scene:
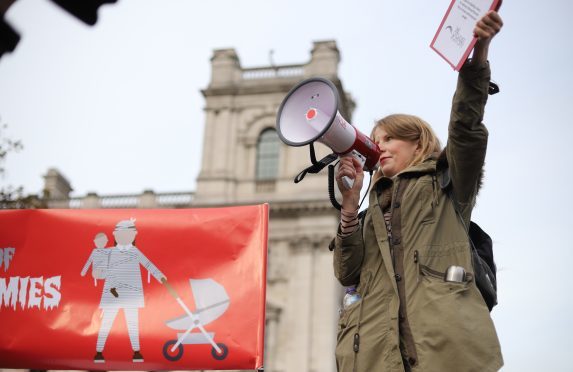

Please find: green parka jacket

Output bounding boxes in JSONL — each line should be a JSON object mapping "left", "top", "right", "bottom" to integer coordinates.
{"left": 333, "top": 61, "right": 503, "bottom": 372}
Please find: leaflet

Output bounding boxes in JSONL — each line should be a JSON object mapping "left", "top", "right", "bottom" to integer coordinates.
{"left": 431, "top": 0, "right": 500, "bottom": 70}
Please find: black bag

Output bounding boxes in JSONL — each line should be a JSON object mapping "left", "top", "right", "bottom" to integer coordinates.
{"left": 468, "top": 221, "right": 498, "bottom": 311}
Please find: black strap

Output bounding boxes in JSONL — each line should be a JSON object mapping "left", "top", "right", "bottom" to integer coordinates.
{"left": 294, "top": 143, "right": 338, "bottom": 183}
{"left": 488, "top": 81, "right": 500, "bottom": 95}
{"left": 327, "top": 164, "right": 342, "bottom": 211}
{"left": 294, "top": 143, "right": 371, "bottom": 212}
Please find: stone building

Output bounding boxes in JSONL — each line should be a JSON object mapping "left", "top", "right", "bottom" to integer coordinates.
{"left": 7, "top": 40, "right": 355, "bottom": 372}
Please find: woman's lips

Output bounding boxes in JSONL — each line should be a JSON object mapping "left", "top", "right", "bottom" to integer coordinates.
{"left": 380, "top": 157, "right": 390, "bottom": 165}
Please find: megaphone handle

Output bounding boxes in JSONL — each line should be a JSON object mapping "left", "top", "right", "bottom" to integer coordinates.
{"left": 340, "top": 150, "right": 366, "bottom": 189}
{"left": 342, "top": 176, "right": 354, "bottom": 189}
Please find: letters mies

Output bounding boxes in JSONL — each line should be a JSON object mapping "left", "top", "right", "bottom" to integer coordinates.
{"left": 0, "top": 247, "right": 62, "bottom": 310}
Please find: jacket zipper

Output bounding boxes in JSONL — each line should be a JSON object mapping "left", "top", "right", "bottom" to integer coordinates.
{"left": 389, "top": 179, "right": 401, "bottom": 269}
{"left": 414, "top": 250, "right": 420, "bottom": 283}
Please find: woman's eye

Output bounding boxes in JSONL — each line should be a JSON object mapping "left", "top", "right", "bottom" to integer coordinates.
{"left": 375, "top": 136, "right": 391, "bottom": 144}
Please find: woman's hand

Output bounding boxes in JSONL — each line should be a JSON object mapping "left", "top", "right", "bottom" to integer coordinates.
{"left": 472, "top": 10, "right": 504, "bottom": 64}
{"left": 336, "top": 155, "right": 364, "bottom": 211}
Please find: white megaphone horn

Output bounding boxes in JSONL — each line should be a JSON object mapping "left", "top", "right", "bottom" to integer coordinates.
{"left": 276, "top": 77, "right": 381, "bottom": 189}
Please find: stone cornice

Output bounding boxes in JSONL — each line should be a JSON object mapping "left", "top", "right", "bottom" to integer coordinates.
{"left": 201, "top": 82, "right": 298, "bottom": 98}
{"left": 202, "top": 76, "right": 343, "bottom": 98}
{"left": 191, "top": 198, "right": 338, "bottom": 217}
{"left": 268, "top": 199, "right": 338, "bottom": 217}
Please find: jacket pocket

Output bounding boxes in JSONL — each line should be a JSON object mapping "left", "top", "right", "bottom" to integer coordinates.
{"left": 411, "top": 263, "right": 470, "bottom": 321}
{"left": 338, "top": 271, "right": 371, "bottom": 327}
{"left": 336, "top": 291, "right": 360, "bottom": 372}
{"left": 409, "top": 267, "right": 501, "bottom": 371}
{"left": 415, "top": 241, "right": 471, "bottom": 275}
{"left": 413, "top": 247, "right": 473, "bottom": 297}
{"left": 337, "top": 297, "right": 361, "bottom": 340}
{"left": 336, "top": 272, "right": 373, "bottom": 372}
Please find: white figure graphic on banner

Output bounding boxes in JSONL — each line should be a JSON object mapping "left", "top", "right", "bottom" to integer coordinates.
{"left": 81, "top": 232, "right": 110, "bottom": 286}
{"left": 80, "top": 219, "right": 166, "bottom": 364}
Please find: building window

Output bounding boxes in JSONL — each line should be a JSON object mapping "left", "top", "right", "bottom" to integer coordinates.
{"left": 256, "top": 129, "right": 280, "bottom": 181}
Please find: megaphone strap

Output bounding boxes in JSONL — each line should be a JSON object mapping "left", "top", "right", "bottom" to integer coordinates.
{"left": 294, "top": 152, "right": 338, "bottom": 184}
{"left": 328, "top": 164, "right": 342, "bottom": 211}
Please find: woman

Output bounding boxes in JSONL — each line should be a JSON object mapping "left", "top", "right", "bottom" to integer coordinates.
{"left": 333, "top": 11, "right": 504, "bottom": 372}
{"left": 93, "top": 219, "right": 166, "bottom": 364}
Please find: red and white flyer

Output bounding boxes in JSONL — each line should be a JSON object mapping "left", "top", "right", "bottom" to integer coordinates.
{"left": 431, "top": 0, "right": 501, "bottom": 70}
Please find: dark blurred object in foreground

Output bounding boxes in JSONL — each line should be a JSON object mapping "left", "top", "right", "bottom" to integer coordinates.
{"left": 50, "top": 0, "right": 118, "bottom": 26}
{"left": 0, "top": 0, "right": 118, "bottom": 59}
{"left": 0, "top": 18, "right": 19, "bottom": 57}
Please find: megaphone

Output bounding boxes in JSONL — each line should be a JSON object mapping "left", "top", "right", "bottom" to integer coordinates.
{"left": 276, "top": 77, "right": 381, "bottom": 189}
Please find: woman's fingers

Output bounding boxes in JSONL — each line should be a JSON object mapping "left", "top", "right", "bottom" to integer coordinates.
{"left": 336, "top": 155, "right": 365, "bottom": 193}
{"left": 337, "top": 158, "right": 356, "bottom": 181}
{"left": 474, "top": 11, "right": 503, "bottom": 40}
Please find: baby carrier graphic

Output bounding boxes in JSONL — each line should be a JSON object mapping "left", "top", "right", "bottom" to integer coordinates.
{"left": 162, "top": 278, "right": 230, "bottom": 361}
{"left": 90, "top": 248, "right": 110, "bottom": 280}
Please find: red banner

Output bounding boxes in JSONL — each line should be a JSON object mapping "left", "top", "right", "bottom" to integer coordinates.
{"left": 0, "top": 205, "right": 268, "bottom": 370}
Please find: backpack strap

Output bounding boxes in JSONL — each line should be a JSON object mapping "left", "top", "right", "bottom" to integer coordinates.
{"left": 437, "top": 165, "right": 452, "bottom": 193}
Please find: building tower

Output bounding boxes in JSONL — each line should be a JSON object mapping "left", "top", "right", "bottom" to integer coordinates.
{"left": 193, "top": 40, "right": 355, "bottom": 372}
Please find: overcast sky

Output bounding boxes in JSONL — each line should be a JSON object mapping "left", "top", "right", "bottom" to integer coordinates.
{"left": 1, "top": 0, "right": 572, "bottom": 370}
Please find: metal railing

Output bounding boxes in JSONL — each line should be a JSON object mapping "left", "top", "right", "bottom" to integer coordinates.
{"left": 242, "top": 64, "right": 304, "bottom": 80}
{"left": 47, "top": 191, "right": 195, "bottom": 209}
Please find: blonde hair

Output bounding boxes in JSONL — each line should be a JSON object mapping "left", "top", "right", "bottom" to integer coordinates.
{"left": 372, "top": 114, "right": 441, "bottom": 168}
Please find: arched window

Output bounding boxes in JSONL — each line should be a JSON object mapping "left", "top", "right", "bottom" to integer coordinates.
{"left": 256, "top": 129, "right": 280, "bottom": 181}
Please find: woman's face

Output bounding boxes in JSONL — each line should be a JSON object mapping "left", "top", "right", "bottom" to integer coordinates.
{"left": 372, "top": 127, "right": 419, "bottom": 178}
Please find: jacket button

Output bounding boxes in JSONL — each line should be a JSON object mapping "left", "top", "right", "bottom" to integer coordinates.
{"left": 392, "top": 238, "right": 401, "bottom": 245}
{"left": 394, "top": 202, "right": 401, "bottom": 208}
{"left": 394, "top": 274, "right": 402, "bottom": 282}
{"left": 408, "top": 357, "right": 417, "bottom": 366}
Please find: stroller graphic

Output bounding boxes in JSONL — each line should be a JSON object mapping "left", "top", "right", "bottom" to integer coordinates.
{"left": 162, "top": 278, "right": 230, "bottom": 361}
